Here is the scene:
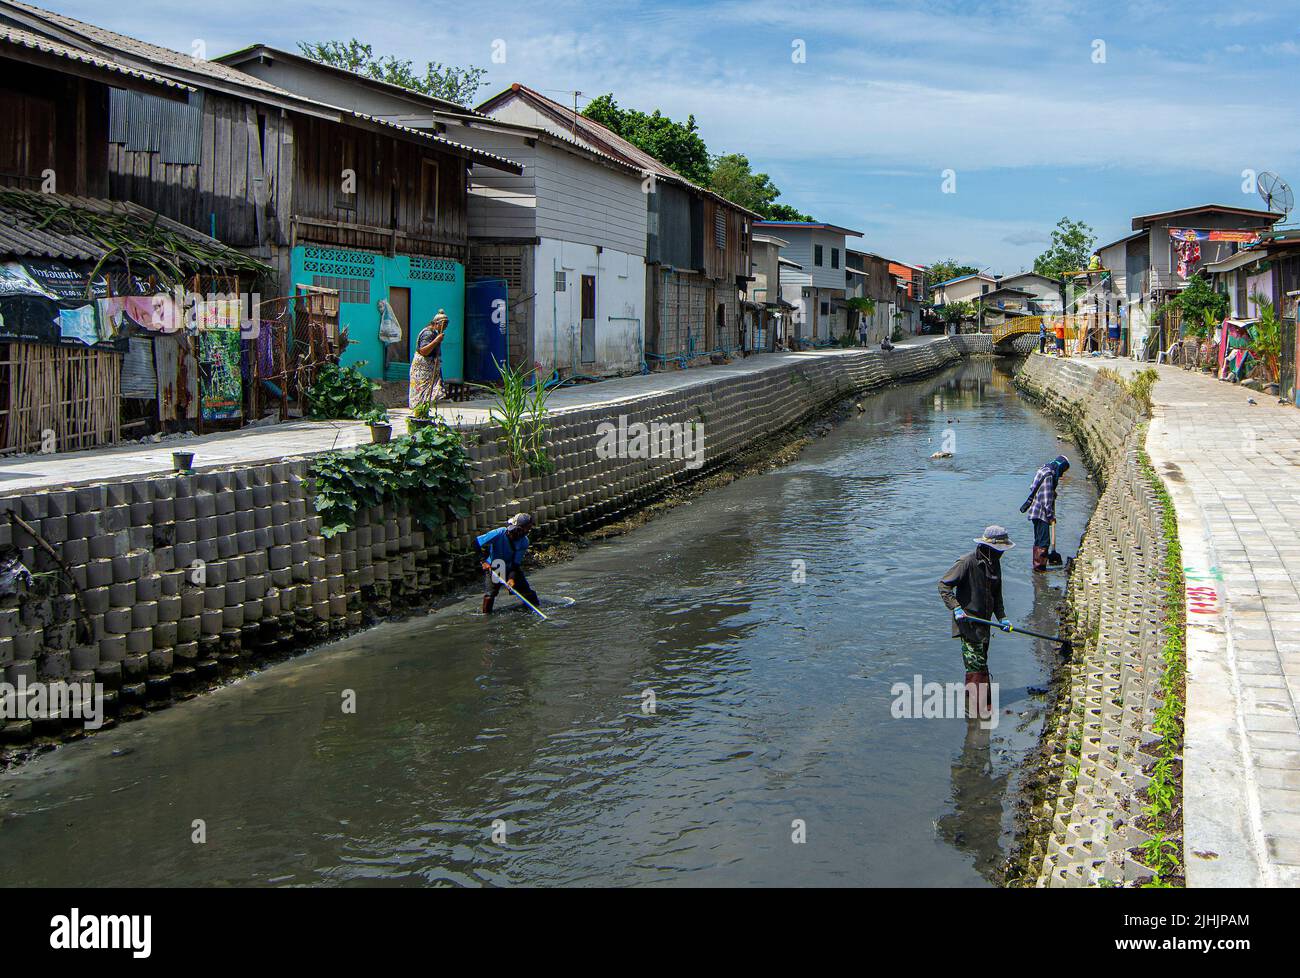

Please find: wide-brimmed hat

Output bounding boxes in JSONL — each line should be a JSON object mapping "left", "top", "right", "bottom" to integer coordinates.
{"left": 974, "top": 525, "right": 1015, "bottom": 551}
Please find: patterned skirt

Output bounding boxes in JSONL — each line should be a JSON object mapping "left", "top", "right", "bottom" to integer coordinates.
{"left": 408, "top": 353, "right": 444, "bottom": 409}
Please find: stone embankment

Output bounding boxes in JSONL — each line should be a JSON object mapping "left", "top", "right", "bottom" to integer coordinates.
{"left": 1014, "top": 354, "right": 1180, "bottom": 886}
{"left": 0, "top": 340, "right": 963, "bottom": 753}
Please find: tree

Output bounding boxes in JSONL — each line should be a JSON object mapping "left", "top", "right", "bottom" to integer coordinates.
{"left": 298, "top": 39, "right": 486, "bottom": 106}
{"left": 581, "top": 94, "right": 711, "bottom": 184}
{"left": 708, "top": 153, "right": 813, "bottom": 221}
{"left": 942, "top": 300, "right": 977, "bottom": 326}
{"left": 1033, "top": 217, "right": 1096, "bottom": 280}
{"left": 926, "top": 259, "right": 980, "bottom": 286}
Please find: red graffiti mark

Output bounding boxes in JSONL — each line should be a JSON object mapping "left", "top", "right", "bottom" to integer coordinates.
{"left": 1186, "top": 585, "right": 1220, "bottom": 615}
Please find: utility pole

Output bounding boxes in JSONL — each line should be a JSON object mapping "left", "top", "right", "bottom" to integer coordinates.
{"left": 572, "top": 90, "right": 582, "bottom": 137}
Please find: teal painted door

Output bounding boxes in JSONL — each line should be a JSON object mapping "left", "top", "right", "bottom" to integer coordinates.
{"left": 291, "top": 246, "right": 465, "bottom": 382}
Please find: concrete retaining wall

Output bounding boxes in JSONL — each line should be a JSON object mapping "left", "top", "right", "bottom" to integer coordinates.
{"left": 0, "top": 340, "right": 963, "bottom": 750}
{"left": 1014, "top": 354, "right": 1175, "bottom": 886}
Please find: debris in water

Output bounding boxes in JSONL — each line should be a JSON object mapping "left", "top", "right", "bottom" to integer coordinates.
{"left": 930, "top": 451, "right": 953, "bottom": 459}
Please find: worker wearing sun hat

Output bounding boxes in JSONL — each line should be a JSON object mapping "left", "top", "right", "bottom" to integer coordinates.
{"left": 938, "top": 525, "right": 1014, "bottom": 718}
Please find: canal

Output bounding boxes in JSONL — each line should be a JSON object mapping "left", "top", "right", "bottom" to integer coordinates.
{"left": 0, "top": 359, "right": 1097, "bottom": 887}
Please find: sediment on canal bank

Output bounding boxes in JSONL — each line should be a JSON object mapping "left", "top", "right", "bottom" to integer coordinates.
{"left": 0, "top": 340, "right": 964, "bottom": 761}
{"left": 1009, "top": 354, "right": 1185, "bottom": 887}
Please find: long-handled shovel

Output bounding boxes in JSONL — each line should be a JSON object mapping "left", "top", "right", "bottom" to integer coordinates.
{"left": 1048, "top": 521, "right": 1063, "bottom": 567}
{"left": 964, "top": 614, "right": 1071, "bottom": 654}
{"left": 486, "top": 564, "right": 549, "bottom": 621}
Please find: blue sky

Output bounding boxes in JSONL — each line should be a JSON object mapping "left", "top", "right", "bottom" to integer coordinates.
{"left": 57, "top": 0, "right": 1300, "bottom": 272}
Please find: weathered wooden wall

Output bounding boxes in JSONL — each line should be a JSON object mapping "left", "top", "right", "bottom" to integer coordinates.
{"left": 290, "top": 115, "right": 469, "bottom": 260}
{"left": 0, "top": 63, "right": 108, "bottom": 196}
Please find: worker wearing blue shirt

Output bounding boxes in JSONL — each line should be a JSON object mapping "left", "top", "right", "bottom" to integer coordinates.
{"left": 477, "top": 512, "right": 539, "bottom": 614}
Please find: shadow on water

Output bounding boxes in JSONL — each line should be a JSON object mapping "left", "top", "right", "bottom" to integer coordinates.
{"left": 0, "top": 359, "right": 1097, "bottom": 887}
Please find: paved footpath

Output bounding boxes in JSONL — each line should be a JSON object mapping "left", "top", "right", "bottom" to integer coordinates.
{"left": 0, "top": 338, "right": 945, "bottom": 495}
{"left": 1077, "top": 358, "right": 1300, "bottom": 887}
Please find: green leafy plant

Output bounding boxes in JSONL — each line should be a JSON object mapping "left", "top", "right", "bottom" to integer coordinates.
{"left": 361, "top": 407, "right": 389, "bottom": 425}
{"left": 411, "top": 401, "right": 432, "bottom": 420}
{"left": 473, "top": 358, "right": 553, "bottom": 483}
{"left": 310, "top": 419, "right": 474, "bottom": 537}
{"left": 1248, "top": 293, "right": 1281, "bottom": 382}
{"left": 306, "top": 362, "right": 379, "bottom": 420}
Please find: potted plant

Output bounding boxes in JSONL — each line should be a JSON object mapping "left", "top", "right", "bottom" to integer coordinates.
{"left": 407, "top": 400, "right": 435, "bottom": 434}
{"left": 363, "top": 408, "right": 392, "bottom": 444}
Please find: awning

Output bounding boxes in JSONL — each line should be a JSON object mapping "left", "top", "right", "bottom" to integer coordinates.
{"left": 1205, "top": 249, "right": 1267, "bottom": 274}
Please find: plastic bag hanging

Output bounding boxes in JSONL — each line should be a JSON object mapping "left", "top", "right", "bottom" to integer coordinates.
{"left": 378, "top": 299, "right": 402, "bottom": 345}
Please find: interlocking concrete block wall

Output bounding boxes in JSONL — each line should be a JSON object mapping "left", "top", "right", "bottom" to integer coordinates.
{"left": 0, "top": 341, "right": 962, "bottom": 751}
{"left": 1015, "top": 354, "right": 1175, "bottom": 887}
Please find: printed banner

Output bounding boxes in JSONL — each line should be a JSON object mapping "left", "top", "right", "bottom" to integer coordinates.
{"left": 1168, "top": 228, "right": 1261, "bottom": 244}
{"left": 199, "top": 328, "right": 242, "bottom": 422}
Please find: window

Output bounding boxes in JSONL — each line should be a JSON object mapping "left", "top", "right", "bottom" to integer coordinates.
{"left": 815, "top": 245, "right": 824, "bottom": 266}
{"left": 554, "top": 270, "right": 567, "bottom": 292}
{"left": 831, "top": 248, "right": 839, "bottom": 269}
{"left": 420, "top": 159, "right": 439, "bottom": 222}
{"left": 311, "top": 275, "right": 369, "bottom": 304}
{"left": 820, "top": 301, "right": 830, "bottom": 315}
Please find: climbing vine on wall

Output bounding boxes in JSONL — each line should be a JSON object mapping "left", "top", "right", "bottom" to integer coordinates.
{"left": 310, "top": 420, "right": 475, "bottom": 537}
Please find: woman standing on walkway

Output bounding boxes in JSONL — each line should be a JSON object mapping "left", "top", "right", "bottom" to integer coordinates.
{"left": 409, "top": 309, "right": 448, "bottom": 411}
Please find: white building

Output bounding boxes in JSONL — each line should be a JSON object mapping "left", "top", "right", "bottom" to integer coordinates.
{"left": 754, "top": 222, "right": 863, "bottom": 345}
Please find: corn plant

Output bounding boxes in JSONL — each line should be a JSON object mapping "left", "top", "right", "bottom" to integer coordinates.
{"left": 473, "top": 358, "right": 553, "bottom": 483}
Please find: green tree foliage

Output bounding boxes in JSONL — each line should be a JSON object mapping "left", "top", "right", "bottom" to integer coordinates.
{"left": 583, "top": 96, "right": 811, "bottom": 218}
{"left": 708, "top": 153, "right": 814, "bottom": 221}
{"left": 926, "top": 259, "right": 981, "bottom": 285}
{"left": 297, "top": 39, "right": 486, "bottom": 106}
{"left": 1033, "top": 217, "right": 1096, "bottom": 280}
{"left": 582, "top": 94, "right": 711, "bottom": 184}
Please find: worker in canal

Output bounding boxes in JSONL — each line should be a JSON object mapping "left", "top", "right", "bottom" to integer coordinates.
{"left": 938, "top": 525, "right": 1014, "bottom": 719}
{"left": 1019, "top": 455, "right": 1070, "bottom": 572}
{"left": 477, "top": 512, "right": 540, "bottom": 615}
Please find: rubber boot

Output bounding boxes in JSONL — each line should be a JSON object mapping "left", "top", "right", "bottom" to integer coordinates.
{"left": 481, "top": 595, "right": 494, "bottom": 615}
{"left": 964, "top": 672, "right": 981, "bottom": 719}
{"left": 1032, "top": 546, "right": 1048, "bottom": 572}
{"left": 976, "top": 671, "right": 993, "bottom": 720}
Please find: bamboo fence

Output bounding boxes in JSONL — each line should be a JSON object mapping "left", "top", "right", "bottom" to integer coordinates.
{"left": 0, "top": 342, "right": 122, "bottom": 453}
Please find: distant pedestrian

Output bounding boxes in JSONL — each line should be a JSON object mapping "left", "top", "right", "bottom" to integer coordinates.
{"left": 939, "top": 525, "right": 1014, "bottom": 718}
{"left": 1038, "top": 320, "right": 1047, "bottom": 354}
{"left": 1054, "top": 318, "right": 1066, "bottom": 355}
{"left": 1020, "top": 455, "right": 1069, "bottom": 572}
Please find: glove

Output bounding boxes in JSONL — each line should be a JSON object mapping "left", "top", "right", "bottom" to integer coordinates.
{"left": 999, "top": 617, "right": 1012, "bottom": 632}
{"left": 953, "top": 608, "right": 966, "bottom": 621}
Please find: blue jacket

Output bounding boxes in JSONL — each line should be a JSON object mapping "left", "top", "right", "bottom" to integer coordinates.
{"left": 477, "top": 526, "right": 529, "bottom": 571}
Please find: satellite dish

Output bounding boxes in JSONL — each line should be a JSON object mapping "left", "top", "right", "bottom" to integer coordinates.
{"left": 1257, "top": 171, "right": 1294, "bottom": 218}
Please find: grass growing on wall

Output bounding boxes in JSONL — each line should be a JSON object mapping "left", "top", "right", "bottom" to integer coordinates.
{"left": 1135, "top": 435, "right": 1187, "bottom": 887}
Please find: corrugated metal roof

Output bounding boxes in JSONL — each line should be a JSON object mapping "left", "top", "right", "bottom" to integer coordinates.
{"left": 0, "top": 21, "right": 189, "bottom": 91}
{"left": 480, "top": 83, "right": 762, "bottom": 217}
{"left": 1, "top": 2, "right": 523, "bottom": 173}
{"left": 0, "top": 190, "right": 265, "bottom": 271}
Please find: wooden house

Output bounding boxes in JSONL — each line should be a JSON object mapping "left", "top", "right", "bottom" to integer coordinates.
{"left": 0, "top": 1, "right": 523, "bottom": 388}
{"left": 212, "top": 46, "right": 647, "bottom": 381}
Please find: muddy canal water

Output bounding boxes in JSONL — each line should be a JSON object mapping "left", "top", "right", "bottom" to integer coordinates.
{"left": 0, "top": 360, "right": 1097, "bottom": 887}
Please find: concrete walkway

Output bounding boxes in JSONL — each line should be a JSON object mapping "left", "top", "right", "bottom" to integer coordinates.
{"left": 1073, "top": 356, "right": 1300, "bottom": 887}
{"left": 0, "top": 337, "right": 947, "bottom": 495}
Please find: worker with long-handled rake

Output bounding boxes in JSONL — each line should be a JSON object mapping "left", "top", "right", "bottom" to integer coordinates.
{"left": 939, "top": 525, "right": 1014, "bottom": 721}
{"left": 1020, "top": 455, "right": 1070, "bottom": 573}
{"left": 477, "top": 512, "right": 543, "bottom": 617}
